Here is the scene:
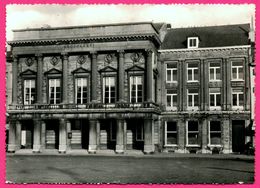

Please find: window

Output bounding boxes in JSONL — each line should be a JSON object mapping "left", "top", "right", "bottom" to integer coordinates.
{"left": 209, "top": 88, "right": 221, "bottom": 109}
{"left": 209, "top": 62, "right": 221, "bottom": 81}
{"left": 209, "top": 121, "right": 221, "bottom": 146}
{"left": 187, "top": 63, "right": 199, "bottom": 82}
{"left": 232, "top": 89, "right": 244, "bottom": 109}
{"left": 187, "top": 37, "right": 199, "bottom": 48}
{"left": 130, "top": 76, "right": 143, "bottom": 103}
{"left": 165, "top": 121, "right": 177, "bottom": 146}
{"left": 186, "top": 121, "right": 199, "bottom": 146}
{"left": 166, "top": 63, "right": 177, "bottom": 83}
{"left": 136, "top": 124, "right": 144, "bottom": 141}
{"left": 187, "top": 89, "right": 199, "bottom": 110}
{"left": 75, "top": 78, "right": 88, "bottom": 104}
{"left": 166, "top": 89, "right": 177, "bottom": 110}
{"left": 103, "top": 77, "right": 116, "bottom": 103}
{"left": 49, "top": 79, "right": 61, "bottom": 104}
{"left": 24, "top": 79, "right": 36, "bottom": 105}
{"left": 232, "top": 61, "right": 243, "bottom": 80}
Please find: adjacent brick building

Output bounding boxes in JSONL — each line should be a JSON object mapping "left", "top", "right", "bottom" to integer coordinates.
{"left": 6, "top": 22, "right": 255, "bottom": 154}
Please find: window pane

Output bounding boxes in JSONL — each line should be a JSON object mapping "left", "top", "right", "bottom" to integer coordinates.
{"left": 209, "top": 69, "right": 214, "bottom": 80}
{"left": 216, "top": 68, "right": 221, "bottom": 80}
{"left": 210, "top": 133, "right": 221, "bottom": 145}
{"left": 167, "top": 122, "right": 177, "bottom": 131}
{"left": 167, "top": 64, "right": 176, "bottom": 69}
{"left": 216, "top": 94, "right": 221, "bottom": 106}
{"left": 194, "top": 95, "right": 198, "bottom": 106}
{"left": 232, "top": 61, "right": 243, "bottom": 66}
{"left": 167, "top": 133, "right": 177, "bottom": 145}
{"left": 188, "top": 95, "right": 192, "bottom": 106}
{"left": 210, "top": 121, "right": 221, "bottom": 131}
{"left": 172, "top": 95, "right": 177, "bottom": 106}
{"left": 210, "top": 95, "right": 215, "bottom": 106}
{"left": 188, "top": 70, "right": 192, "bottom": 80}
{"left": 238, "top": 67, "right": 243, "bottom": 79}
{"left": 239, "top": 94, "right": 244, "bottom": 106}
{"left": 232, "top": 68, "right": 236, "bottom": 79}
{"left": 188, "top": 133, "right": 198, "bottom": 145}
{"left": 188, "top": 121, "right": 198, "bottom": 131}
{"left": 167, "top": 96, "right": 171, "bottom": 107}
{"left": 232, "top": 94, "right": 237, "bottom": 106}
{"left": 172, "top": 70, "right": 177, "bottom": 81}
{"left": 194, "top": 69, "right": 198, "bottom": 80}
{"left": 167, "top": 70, "right": 171, "bottom": 81}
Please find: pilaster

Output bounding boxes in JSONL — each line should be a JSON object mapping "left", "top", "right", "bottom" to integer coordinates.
{"left": 36, "top": 53, "right": 43, "bottom": 103}
{"left": 89, "top": 119, "right": 97, "bottom": 153}
{"left": 91, "top": 52, "right": 98, "bottom": 102}
{"left": 33, "top": 119, "right": 41, "bottom": 153}
{"left": 12, "top": 55, "right": 18, "bottom": 104}
{"left": 116, "top": 119, "right": 125, "bottom": 153}
{"left": 62, "top": 53, "right": 68, "bottom": 104}
{"left": 8, "top": 120, "right": 16, "bottom": 152}
{"left": 146, "top": 49, "right": 153, "bottom": 102}
{"left": 118, "top": 50, "right": 125, "bottom": 102}
{"left": 144, "top": 119, "right": 154, "bottom": 154}
{"left": 59, "top": 118, "right": 67, "bottom": 153}
{"left": 41, "top": 121, "right": 46, "bottom": 150}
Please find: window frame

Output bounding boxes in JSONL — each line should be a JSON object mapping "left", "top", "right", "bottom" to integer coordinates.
{"left": 166, "top": 63, "right": 178, "bottom": 83}
{"left": 129, "top": 74, "right": 144, "bottom": 103}
{"left": 165, "top": 121, "right": 178, "bottom": 146}
{"left": 209, "top": 88, "right": 221, "bottom": 110}
{"left": 187, "top": 37, "right": 199, "bottom": 48}
{"left": 166, "top": 89, "right": 178, "bottom": 111}
{"left": 187, "top": 88, "right": 199, "bottom": 110}
{"left": 209, "top": 62, "right": 221, "bottom": 82}
{"left": 208, "top": 121, "right": 222, "bottom": 147}
{"left": 48, "top": 78, "right": 61, "bottom": 105}
{"left": 102, "top": 76, "right": 116, "bottom": 104}
{"left": 75, "top": 77, "right": 89, "bottom": 104}
{"left": 23, "top": 79, "right": 36, "bottom": 105}
{"left": 232, "top": 88, "right": 244, "bottom": 110}
{"left": 186, "top": 121, "right": 200, "bottom": 147}
{"left": 231, "top": 61, "right": 244, "bottom": 81}
{"left": 187, "top": 63, "right": 199, "bottom": 82}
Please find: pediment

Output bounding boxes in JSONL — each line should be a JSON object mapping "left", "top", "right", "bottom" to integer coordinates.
{"left": 72, "top": 67, "right": 90, "bottom": 74}
{"left": 99, "top": 66, "right": 117, "bottom": 73}
{"left": 44, "top": 68, "right": 62, "bottom": 75}
{"left": 126, "top": 65, "right": 145, "bottom": 72}
{"left": 20, "top": 69, "right": 36, "bottom": 76}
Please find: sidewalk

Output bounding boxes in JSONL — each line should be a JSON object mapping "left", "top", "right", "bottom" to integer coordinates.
{"left": 7, "top": 149, "right": 255, "bottom": 161}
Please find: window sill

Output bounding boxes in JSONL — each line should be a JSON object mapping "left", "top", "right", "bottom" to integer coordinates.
{"left": 166, "top": 107, "right": 178, "bottom": 111}
{"left": 209, "top": 80, "right": 221, "bottom": 82}
{"left": 232, "top": 107, "right": 244, "bottom": 110}
{"left": 166, "top": 81, "right": 178, "bottom": 84}
{"left": 231, "top": 79, "right": 244, "bottom": 82}
{"left": 165, "top": 144, "right": 178, "bottom": 147}
{"left": 186, "top": 145, "right": 200, "bottom": 147}
{"left": 209, "top": 107, "right": 222, "bottom": 111}
{"left": 187, "top": 80, "right": 199, "bottom": 83}
{"left": 187, "top": 107, "right": 199, "bottom": 111}
{"left": 208, "top": 144, "right": 222, "bottom": 147}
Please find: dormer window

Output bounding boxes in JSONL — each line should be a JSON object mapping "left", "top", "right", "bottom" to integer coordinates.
{"left": 187, "top": 37, "right": 199, "bottom": 48}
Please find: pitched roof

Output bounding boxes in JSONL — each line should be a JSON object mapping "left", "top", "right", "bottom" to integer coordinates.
{"left": 161, "top": 23, "right": 250, "bottom": 49}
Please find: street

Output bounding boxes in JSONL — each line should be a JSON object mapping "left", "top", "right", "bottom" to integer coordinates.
{"left": 6, "top": 154, "right": 254, "bottom": 184}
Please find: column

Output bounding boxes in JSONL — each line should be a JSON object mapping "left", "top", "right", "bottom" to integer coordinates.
{"left": 91, "top": 52, "right": 98, "bottom": 102}
{"left": 8, "top": 120, "right": 16, "bottom": 152}
{"left": 116, "top": 119, "right": 125, "bottom": 153}
{"left": 12, "top": 55, "right": 18, "bottom": 104}
{"left": 33, "top": 119, "right": 41, "bottom": 153}
{"left": 89, "top": 119, "right": 97, "bottom": 153}
{"left": 62, "top": 53, "right": 68, "bottom": 104}
{"left": 15, "top": 121, "right": 21, "bottom": 150}
{"left": 226, "top": 58, "right": 232, "bottom": 110}
{"left": 177, "top": 119, "right": 185, "bottom": 153}
{"left": 118, "top": 50, "right": 125, "bottom": 102}
{"left": 178, "top": 60, "right": 183, "bottom": 111}
{"left": 201, "top": 119, "right": 208, "bottom": 153}
{"left": 222, "top": 119, "right": 231, "bottom": 153}
{"left": 41, "top": 121, "right": 46, "bottom": 150}
{"left": 36, "top": 54, "right": 43, "bottom": 103}
{"left": 66, "top": 120, "right": 71, "bottom": 150}
{"left": 222, "top": 59, "right": 227, "bottom": 110}
{"left": 144, "top": 119, "right": 154, "bottom": 154}
{"left": 59, "top": 118, "right": 67, "bottom": 153}
{"left": 146, "top": 50, "right": 153, "bottom": 102}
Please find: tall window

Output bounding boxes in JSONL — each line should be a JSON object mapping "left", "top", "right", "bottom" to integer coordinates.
{"left": 103, "top": 77, "right": 116, "bottom": 103}
{"left": 187, "top": 63, "right": 199, "bottom": 82}
{"left": 166, "top": 89, "right": 177, "bottom": 110}
{"left": 24, "top": 79, "right": 36, "bottom": 105}
{"left": 49, "top": 79, "right": 61, "bottom": 104}
{"left": 187, "top": 89, "right": 199, "bottom": 109}
{"left": 209, "top": 88, "right": 221, "bottom": 109}
{"left": 209, "top": 62, "right": 221, "bottom": 81}
{"left": 130, "top": 76, "right": 143, "bottom": 103}
{"left": 209, "top": 121, "right": 221, "bottom": 146}
{"left": 166, "top": 63, "right": 177, "bottom": 83}
{"left": 186, "top": 121, "right": 199, "bottom": 146}
{"left": 232, "top": 61, "right": 243, "bottom": 80}
{"left": 187, "top": 37, "right": 199, "bottom": 48}
{"left": 232, "top": 89, "right": 244, "bottom": 109}
{"left": 75, "top": 78, "right": 87, "bottom": 104}
{"left": 165, "top": 121, "right": 177, "bottom": 146}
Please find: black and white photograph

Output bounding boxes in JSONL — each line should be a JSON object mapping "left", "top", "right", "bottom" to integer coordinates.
{"left": 6, "top": 4, "right": 255, "bottom": 184}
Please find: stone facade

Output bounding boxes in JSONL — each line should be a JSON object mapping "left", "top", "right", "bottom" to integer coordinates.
{"left": 6, "top": 22, "right": 255, "bottom": 154}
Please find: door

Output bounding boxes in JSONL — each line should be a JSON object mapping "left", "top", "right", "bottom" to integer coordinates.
{"left": 232, "top": 120, "right": 245, "bottom": 153}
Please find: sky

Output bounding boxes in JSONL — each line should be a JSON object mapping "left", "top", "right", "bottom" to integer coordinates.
{"left": 6, "top": 4, "right": 255, "bottom": 41}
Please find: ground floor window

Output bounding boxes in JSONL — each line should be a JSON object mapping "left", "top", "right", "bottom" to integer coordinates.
{"left": 209, "top": 121, "right": 221, "bottom": 146}
{"left": 186, "top": 121, "right": 199, "bottom": 146}
{"left": 165, "top": 121, "right": 177, "bottom": 146}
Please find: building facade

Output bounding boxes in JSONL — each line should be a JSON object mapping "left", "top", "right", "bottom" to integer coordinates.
{"left": 7, "top": 22, "right": 255, "bottom": 154}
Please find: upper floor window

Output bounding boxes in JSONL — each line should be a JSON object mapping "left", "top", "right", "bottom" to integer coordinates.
{"left": 186, "top": 121, "right": 199, "bottom": 146}
{"left": 187, "top": 88, "right": 199, "bottom": 110}
{"left": 75, "top": 78, "right": 88, "bottom": 104}
{"left": 208, "top": 121, "right": 221, "bottom": 146}
{"left": 187, "top": 37, "right": 199, "bottom": 48}
{"left": 24, "top": 79, "right": 36, "bottom": 105}
{"left": 165, "top": 121, "right": 177, "bottom": 146}
{"left": 49, "top": 78, "right": 61, "bottom": 104}
{"left": 103, "top": 77, "right": 116, "bottom": 104}
{"left": 209, "top": 88, "right": 221, "bottom": 110}
{"left": 166, "top": 89, "right": 177, "bottom": 110}
{"left": 166, "top": 63, "right": 177, "bottom": 83}
{"left": 130, "top": 76, "right": 143, "bottom": 103}
{"left": 187, "top": 63, "right": 199, "bottom": 82}
{"left": 232, "top": 88, "right": 244, "bottom": 110}
{"left": 209, "top": 62, "right": 221, "bottom": 81}
{"left": 232, "top": 61, "right": 244, "bottom": 80}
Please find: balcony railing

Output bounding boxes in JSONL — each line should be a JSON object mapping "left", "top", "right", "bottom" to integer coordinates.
{"left": 8, "top": 102, "right": 160, "bottom": 111}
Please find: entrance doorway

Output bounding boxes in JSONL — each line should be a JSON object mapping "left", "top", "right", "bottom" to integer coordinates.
{"left": 45, "top": 120, "right": 59, "bottom": 149}
{"left": 21, "top": 120, "right": 33, "bottom": 149}
{"left": 71, "top": 119, "right": 89, "bottom": 149}
{"left": 126, "top": 119, "right": 144, "bottom": 150}
{"left": 232, "top": 120, "right": 245, "bottom": 153}
{"left": 99, "top": 119, "right": 116, "bottom": 150}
